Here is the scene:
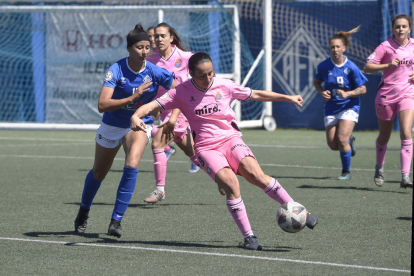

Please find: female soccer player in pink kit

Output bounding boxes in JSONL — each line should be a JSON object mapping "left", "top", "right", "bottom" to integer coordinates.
{"left": 144, "top": 23, "right": 200, "bottom": 203}
{"left": 364, "top": 14, "right": 414, "bottom": 189}
{"left": 131, "top": 52, "right": 318, "bottom": 250}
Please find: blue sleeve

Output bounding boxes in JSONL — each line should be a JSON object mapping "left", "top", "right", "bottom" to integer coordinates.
{"left": 315, "top": 63, "right": 323, "bottom": 81}
{"left": 102, "top": 63, "right": 119, "bottom": 88}
{"left": 154, "top": 66, "right": 174, "bottom": 90}
{"left": 350, "top": 64, "right": 368, "bottom": 88}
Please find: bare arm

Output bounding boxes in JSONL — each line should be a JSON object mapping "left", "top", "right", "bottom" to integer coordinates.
{"left": 98, "top": 81, "right": 152, "bottom": 113}
{"left": 314, "top": 79, "right": 331, "bottom": 102}
{"left": 337, "top": 85, "right": 366, "bottom": 99}
{"left": 250, "top": 89, "right": 303, "bottom": 107}
{"left": 131, "top": 101, "right": 163, "bottom": 132}
{"left": 363, "top": 59, "right": 400, "bottom": 73}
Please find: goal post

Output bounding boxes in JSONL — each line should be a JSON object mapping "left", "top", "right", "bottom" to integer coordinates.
{"left": 0, "top": 3, "right": 269, "bottom": 130}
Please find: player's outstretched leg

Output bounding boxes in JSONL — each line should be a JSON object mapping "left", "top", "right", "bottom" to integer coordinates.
{"left": 108, "top": 219, "right": 122, "bottom": 238}
{"left": 349, "top": 134, "right": 356, "bottom": 157}
{"left": 74, "top": 206, "right": 90, "bottom": 234}
{"left": 75, "top": 169, "right": 102, "bottom": 233}
{"left": 227, "top": 196, "right": 262, "bottom": 251}
{"left": 374, "top": 164, "right": 385, "bottom": 187}
{"left": 108, "top": 167, "right": 138, "bottom": 237}
{"left": 400, "top": 139, "right": 413, "bottom": 189}
{"left": 187, "top": 162, "right": 200, "bottom": 173}
{"left": 165, "top": 145, "right": 176, "bottom": 161}
{"left": 337, "top": 150, "right": 352, "bottom": 180}
{"left": 145, "top": 149, "right": 167, "bottom": 204}
{"left": 400, "top": 175, "right": 413, "bottom": 189}
{"left": 262, "top": 178, "right": 318, "bottom": 230}
{"left": 375, "top": 139, "right": 387, "bottom": 186}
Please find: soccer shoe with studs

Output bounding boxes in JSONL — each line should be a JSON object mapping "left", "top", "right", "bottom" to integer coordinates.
{"left": 74, "top": 206, "right": 90, "bottom": 234}
{"left": 337, "top": 171, "right": 351, "bottom": 180}
{"left": 374, "top": 164, "right": 385, "bottom": 187}
{"left": 108, "top": 219, "right": 122, "bottom": 238}
{"left": 187, "top": 162, "right": 200, "bottom": 173}
{"left": 349, "top": 134, "right": 356, "bottom": 157}
{"left": 165, "top": 146, "right": 176, "bottom": 161}
{"left": 241, "top": 235, "right": 262, "bottom": 250}
{"left": 400, "top": 175, "right": 413, "bottom": 189}
{"left": 305, "top": 213, "right": 318, "bottom": 229}
{"left": 144, "top": 189, "right": 165, "bottom": 204}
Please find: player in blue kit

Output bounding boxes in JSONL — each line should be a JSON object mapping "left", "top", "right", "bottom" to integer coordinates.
{"left": 74, "top": 24, "right": 177, "bottom": 238}
{"left": 314, "top": 26, "right": 368, "bottom": 180}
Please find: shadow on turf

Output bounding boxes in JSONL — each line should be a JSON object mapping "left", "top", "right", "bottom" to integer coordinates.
{"left": 297, "top": 185, "right": 408, "bottom": 194}
{"left": 271, "top": 175, "right": 331, "bottom": 180}
{"left": 24, "top": 231, "right": 100, "bottom": 239}
{"left": 85, "top": 238, "right": 300, "bottom": 252}
{"left": 78, "top": 169, "right": 153, "bottom": 173}
{"left": 64, "top": 202, "right": 217, "bottom": 208}
{"left": 23, "top": 231, "right": 300, "bottom": 252}
{"left": 396, "top": 217, "right": 412, "bottom": 221}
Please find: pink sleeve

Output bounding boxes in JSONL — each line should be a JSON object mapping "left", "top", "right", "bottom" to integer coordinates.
{"left": 155, "top": 89, "right": 178, "bottom": 111}
{"left": 367, "top": 44, "right": 386, "bottom": 65}
{"left": 229, "top": 81, "right": 253, "bottom": 101}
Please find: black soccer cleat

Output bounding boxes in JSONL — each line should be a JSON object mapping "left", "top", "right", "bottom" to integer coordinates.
{"left": 108, "top": 219, "right": 122, "bottom": 238}
{"left": 306, "top": 213, "right": 318, "bottom": 229}
{"left": 242, "top": 235, "right": 263, "bottom": 250}
{"left": 74, "top": 206, "right": 90, "bottom": 234}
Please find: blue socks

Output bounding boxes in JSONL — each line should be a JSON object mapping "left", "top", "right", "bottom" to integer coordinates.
{"left": 81, "top": 170, "right": 102, "bottom": 209}
{"left": 340, "top": 150, "right": 352, "bottom": 172}
{"left": 111, "top": 167, "right": 138, "bottom": 221}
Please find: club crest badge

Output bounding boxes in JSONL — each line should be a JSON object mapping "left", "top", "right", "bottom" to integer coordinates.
{"left": 104, "top": 71, "right": 113, "bottom": 82}
{"left": 215, "top": 91, "right": 222, "bottom": 101}
{"left": 175, "top": 59, "right": 182, "bottom": 68}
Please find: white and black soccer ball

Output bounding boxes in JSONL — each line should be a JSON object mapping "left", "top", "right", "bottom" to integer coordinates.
{"left": 276, "top": 202, "right": 307, "bottom": 233}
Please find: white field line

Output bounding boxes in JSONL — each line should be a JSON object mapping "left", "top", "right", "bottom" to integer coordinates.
{"left": 0, "top": 237, "right": 410, "bottom": 273}
{"left": 0, "top": 154, "right": 404, "bottom": 173}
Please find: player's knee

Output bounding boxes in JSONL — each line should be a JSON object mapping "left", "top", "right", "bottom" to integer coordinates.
{"left": 92, "top": 168, "right": 108, "bottom": 181}
{"left": 327, "top": 141, "right": 338, "bottom": 151}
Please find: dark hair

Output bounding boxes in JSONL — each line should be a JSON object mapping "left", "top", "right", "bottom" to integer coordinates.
{"left": 392, "top": 14, "right": 412, "bottom": 29}
{"left": 189, "top": 52, "right": 212, "bottom": 72}
{"left": 329, "top": 26, "right": 360, "bottom": 47}
{"left": 126, "top": 23, "right": 148, "bottom": 48}
{"left": 154, "top": 22, "right": 186, "bottom": 51}
{"left": 147, "top": 26, "right": 154, "bottom": 32}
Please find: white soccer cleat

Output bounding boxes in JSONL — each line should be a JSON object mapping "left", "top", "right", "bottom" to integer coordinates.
{"left": 374, "top": 164, "right": 385, "bottom": 187}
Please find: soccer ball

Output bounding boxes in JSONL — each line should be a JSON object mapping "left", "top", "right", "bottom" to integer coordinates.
{"left": 276, "top": 202, "right": 307, "bottom": 233}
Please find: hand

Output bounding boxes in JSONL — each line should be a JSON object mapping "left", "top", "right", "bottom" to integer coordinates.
{"left": 130, "top": 81, "right": 152, "bottom": 102}
{"left": 289, "top": 95, "right": 303, "bottom": 107}
{"left": 158, "top": 119, "right": 176, "bottom": 142}
{"left": 321, "top": 90, "right": 331, "bottom": 102}
{"left": 409, "top": 72, "right": 414, "bottom": 82}
{"left": 388, "top": 58, "right": 400, "bottom": 68}
{"left": 337, "top": 89, "right": 347, "bottom": 99}
{"left": 130, "top": 116, "right": 147, "bottom": 132}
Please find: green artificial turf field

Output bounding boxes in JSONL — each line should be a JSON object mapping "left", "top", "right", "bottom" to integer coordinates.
{"left": 0, "top": 129, "right": 411, "bottom": 275}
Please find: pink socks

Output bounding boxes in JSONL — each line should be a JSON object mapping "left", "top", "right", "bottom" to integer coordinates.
{"left": 153, "top": 149, "right": 167, "bottom": 186}
{"left": 262, "top": 178, "right": 293, "bottom": 204}
{"left": 226, "top": 197, "right": 253, "bottom": 237}
{"left": 401, "top": 139, "right": 413, "bottom": 175}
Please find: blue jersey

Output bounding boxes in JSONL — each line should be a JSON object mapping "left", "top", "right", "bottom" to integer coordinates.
{"left": 315, "top": 56, "right": 368, "bottom": 116}
{"left": 101, "top": 58, "right": 174, "bottom": 128}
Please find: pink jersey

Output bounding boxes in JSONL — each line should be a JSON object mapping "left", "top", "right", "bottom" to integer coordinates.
{"left": 147, "top": 45, "right": 193, "bottom": 121}
{"left": 155, "top": 77, "right": 253, "bottom": 153}
{"left": 367, "top": 37, "right": 414, "bottom": 105}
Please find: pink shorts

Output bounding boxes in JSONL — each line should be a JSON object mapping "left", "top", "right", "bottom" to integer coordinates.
{"left": 375, "top": 97, "right": 414, "bottom": 121}
{"left": 195, "top": 136, "right": 256, "bottom": 181}
{"left": 160, "top": 111, "right": 190, "bottom": 143}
